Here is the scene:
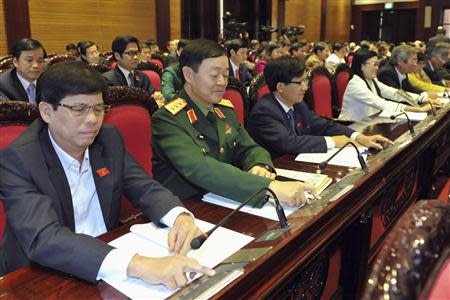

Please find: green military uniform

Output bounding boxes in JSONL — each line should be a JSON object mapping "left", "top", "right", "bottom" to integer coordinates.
{"left": 152, "top": 89, "right": 274, "bottom": 208}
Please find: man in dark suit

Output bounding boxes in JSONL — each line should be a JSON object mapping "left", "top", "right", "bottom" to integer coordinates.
{"left": 377, "top": 45, "right": 423, "bottom": 94}
{"left": 103, "top": 35, "right": 165, "bottom": 104}
{"left": 226, "top": 39, "right": 253, "bottom": 85}
{"left": 423, "top": 43, "right": 450, "bottom": 86}
{"left": 0, "top": 62, "right": 214, "bottom": 289}
{"left": 248, "top": 56, "right": 392, "bottom": 159}
{"left": 0, "top": 38, "right": 46, "bottom": 103}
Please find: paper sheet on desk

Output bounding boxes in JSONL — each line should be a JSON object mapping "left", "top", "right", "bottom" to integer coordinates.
{"left": 379, "top": 111, "right": 427, "bottom": 121}
{"left": 202, "top": 193, "right": 298, "bottom": 221}
{"left": 104, "top": 219, "right": 253, "bottom": 300}
{"left": 275, "top": 168, "right": 332, "bottom": 194}
{"left": 295, "top": 147, "right": 367, "bottom": 168}
{"left": 438, "top": 97, "right": 449, "bottom": 105}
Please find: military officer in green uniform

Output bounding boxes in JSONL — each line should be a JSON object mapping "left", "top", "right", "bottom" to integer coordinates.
{"left": 152, "top": 39, "right": 316, "bottom": 208}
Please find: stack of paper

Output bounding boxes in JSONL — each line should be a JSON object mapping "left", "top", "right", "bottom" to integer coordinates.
{"left": 379, "top": 110, "right": 427, "bottom": 121}
{"left": 104, "top": 219, "right": 253, "bottom": 299}
{"left": 295, "top": 147, "right": 367, "bottom": 168}
{"left": 202, "top": 193, "right": 298, "bottom": 221}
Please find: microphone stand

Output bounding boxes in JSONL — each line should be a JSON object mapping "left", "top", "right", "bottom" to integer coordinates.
{"left": 191, "top": 187, "right": 289, "bottom": 250}
{"left": 418, "top": 98, "right": 436, "bottom": 116}
{"left": 318, "top": 141, "right": 367, "bottom": 171}
{"left": 390, "top": 112, "right": 415, "bottom": 135}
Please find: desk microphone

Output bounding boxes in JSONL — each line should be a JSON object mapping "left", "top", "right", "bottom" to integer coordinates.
{"left": 390, "top": 112, "right": 415, "bottom": 135}
{"left": 417, "top": 98, "right": 436, "bottom": 116}
{"left": 318, "top": 141, "right": 367, "bottom": 171}
{"left": 190, "top": 188, "right": 288, "bottom": 250}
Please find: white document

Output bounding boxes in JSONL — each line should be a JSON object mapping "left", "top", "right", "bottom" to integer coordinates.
{"left": 104, "top": 219, "right": 253, "bottom": 300}
{"left": 379, "top": 110, "right": 427, "bottom": 121}
{"left": 439, "top": 97, "right": 449, "bottom": 105}
{"left": 201, "top": 193, "right": 298, "bottom": 221}
{"left": 275, "top": 168, "right": 332, "bottom": 194}
{"left": 295, "top": 147, "right": 368, "bottom": 168}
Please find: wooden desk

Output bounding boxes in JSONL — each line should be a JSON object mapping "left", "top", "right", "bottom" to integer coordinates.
{"left": 1, "top": 106, "right": 449, "bottom": 300}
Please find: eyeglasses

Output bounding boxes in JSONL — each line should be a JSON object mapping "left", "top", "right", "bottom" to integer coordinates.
{"left": 56, "top": 103, "right": 111, "bottom": 117}
{"left": 364, "top": 61, "right": 379, "bottom": 66}
{"left": 285, "top": 79, "right": 309, "bottom": 87}
{"left": 123, "top": 50, "right": 140, "bottom": 57}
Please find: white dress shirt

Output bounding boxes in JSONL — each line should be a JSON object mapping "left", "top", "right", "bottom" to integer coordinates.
{"left": 117, "top": 65, "right": 134, "bottom": 86}
{"left": 48, "top": 130, "right": 191, "bottom": 281}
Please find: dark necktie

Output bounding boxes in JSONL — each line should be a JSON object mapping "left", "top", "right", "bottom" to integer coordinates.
{"left": 287, "top": 109, "right": 296, "bottom": 133}
{"left": 128, "top": 72, "right": 134, "bottom": 87}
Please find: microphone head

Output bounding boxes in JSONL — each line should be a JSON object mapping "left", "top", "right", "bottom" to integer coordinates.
{"left": 318, "top": 161, "right": 327, "bottom": 170}
{"left": 190, "top": 234, "right": 207, "bottom": 250}
{"left": 390, "top": 115, "right": 396, "bottom": 120}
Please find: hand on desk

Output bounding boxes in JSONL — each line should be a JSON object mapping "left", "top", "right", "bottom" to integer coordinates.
{"left": 248, "top": 165, "right": 276, "bottom": 179}
{"left": 268, "top": 180, "right": 318, "bottom": 207}
{"left": 355, "top": 134, "right": 393, "bottom": 150}
{"left": 127, "top": 254, "right": 215, "bottom": 290}
{"left": 169, "top": 213, "right": 201, "bottom": 255}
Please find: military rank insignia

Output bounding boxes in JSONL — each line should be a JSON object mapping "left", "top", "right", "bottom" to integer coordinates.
{"left": 225, "top": 124, "right": 232, "bottom": 135}
{"left": 218, "top": 99, "right": 234, "bottom": 109}
{"left": 187, "top": 109, "right": 198, "bottom": 124}
{"left": 164, "top": 98, "right": 187, "bottom": 115}
{"left": 214, "top": 108, "right": 226, "bottom": 119}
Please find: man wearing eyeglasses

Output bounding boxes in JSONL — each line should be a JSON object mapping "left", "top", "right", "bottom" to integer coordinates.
{"left": 424, "top": 43, "right": 450, "bottom": 87}
{"left": 248, "top": 56, "right": 392, "bottom": 159}
{"left": 103, "top": 35, "right": 165, "bottom": 106}
{"left": 0, "top": 62, "right": 215, "bottom": 289}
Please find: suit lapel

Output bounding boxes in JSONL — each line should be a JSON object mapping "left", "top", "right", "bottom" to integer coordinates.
{"left": 12, "top": 70, "right": 29, "bottom": 101}
{"left": 114, "top": 67, "right": 128, "bottom": 86}
{"left": 39, "top": 128, "right": 76, "bottom": 231}
{"left": 270, "top": 94, "right": 299, "bottom": 134}
{"left": 89, "top": 142, "right": 113, "bottom": 227}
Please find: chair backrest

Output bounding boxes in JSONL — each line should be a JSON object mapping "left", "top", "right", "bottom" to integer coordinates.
{"left": 362, "top": 200, "right": 450, "bottom": 300}
{"left": 150, "top": 53, "right": 165, "bottom": 69}
{"left": 47, "top": 55, "right": 76, "bottom": 66}
{"left": 103, "top": 86, "right": 158, "bottom": 223}
{"left": 223, "top": 77, "right": 248, "bottom": 126}
{"left": 149, "top": 58, "right": 164, "bottom": 70}
{"left": 248, "top": 73, "right": 270, "bottom": 112}
{"left": 334, "top": 64, "right": 351, "bottom": 109}
{"left": 136, "top": 61, "right": 162, "bottom": 92}
{"left": 142, "top": 70, "right": 161, "bottom": 92}
{"left": 0, "top": 101, "right": 40, "bottom": 240}
{"left": 309, "top": 67, "right": 333, "bottom": 118}
{"left": 0, "top": 56, "right": 13, "bottom": 71}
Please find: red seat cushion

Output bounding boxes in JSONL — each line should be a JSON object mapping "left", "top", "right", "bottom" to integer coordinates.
{"left": 142, "top": 70, "right": 161, "bottom": 92}
{"left": 149, "top": 59, "right": 163, "bottom": 70}
{"left": 427, "top": 259, "right": 450, "bottom": 300}
{"left": 335, "top": 71, "right": 350, "bottom": 108}
{"left": 223, "top": 89, "right": 245, "bottom": 125}
{"left": 311, "top": 75, "right": 333, "bottom": 117}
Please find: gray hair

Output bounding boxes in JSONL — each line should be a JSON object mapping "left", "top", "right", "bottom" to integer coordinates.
{"left": 427, "top": 42, "right": 450, "bottom": 59}
{"left": 390, "top": 45, "right": 416, "bottom": 64}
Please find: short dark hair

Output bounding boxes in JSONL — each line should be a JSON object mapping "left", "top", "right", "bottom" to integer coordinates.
{"left": 66, "top": 43, "right": 77, "bottom": 51}
{"left": 179, "top": 39, "right": 226, "bottom": 75}
{"left": 78, "top": 41, "right": 97, "bottom": 62}
{"left": 351, "top": 49, "right": 378, "bottom": 79}
{"left": 264, "top": 56, "right": 306, "bottom": 92}
{"left": 312, "top": 42, "right": 327, "bottom": 54}
{"left": 112, "top": 35, "right": 140, "bottom": 61}
{"left": 177, "top": 39, "right": 189, "bottom": 51}
{"left": 36, "top": 61, "right": 107, "bottom": 107}
{"left": 332, "top": 42, "right": 345, "bottom": 52}
{"left": 12, "top": 38, "right": 47, "bottom": 60}
{"left": 225, "top": 39, "right": 248, "bottom": 57}
{"left": 267, "top": 42, "right": 281, "bottom": 57}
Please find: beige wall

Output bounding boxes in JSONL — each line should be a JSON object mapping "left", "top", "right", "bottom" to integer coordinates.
{"left": 169, "top": 0, "right": 181, "bottom": 39}
{"left": 285, "top": 0, "right": 322, "bottom": 42}
{"left": 28, "top": 0, "right": 157, "bottom": 54}
{"left": 326, "top": 0, "right": 351, "bottom": 42}
{"left": 0, "top": 1, "right": 7, "bottom": 56}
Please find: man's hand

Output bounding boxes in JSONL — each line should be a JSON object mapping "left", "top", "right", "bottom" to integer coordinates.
{"left": 355, "top": 134, "right": 393, "bottom": 150}
{"left": 168, "top": 213, "right": 201, "bottom": 255}
{"left": 152, "top": 91, "right": 166, "bottom": 108}
{"left": 268, "top": 180, "right": 318, "bottom": 207}
{"left": 427, "top": 97, "right": 443, "bottom": 108}
{"left": 127, "top": 254, "right": 215, "bottom": 290}
{"left": 426, "top": 91, "right": 438, "bottom": 99}
{"left": 331, "top": 135, "right": 353, "bottom": 147}
{"left": 248, "top": 165, "right": 276, "bottom": 180}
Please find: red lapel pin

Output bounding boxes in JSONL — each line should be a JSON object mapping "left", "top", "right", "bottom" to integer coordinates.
{"left": 96, "top": 167, "right": 110, "bottom": 177}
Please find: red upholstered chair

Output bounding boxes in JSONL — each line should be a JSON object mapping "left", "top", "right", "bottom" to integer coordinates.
{"left": 306, "top": 67, "right": 333, "bottom": 118}
{"left": 0, "top": 101, "right": 40, "bottom": 240}
{"left": 110, "top": 61, "right": 117, "bottom": 69}
{"left": 136, "top": 61, "right": 162, "bottom": 92}
{"left": 248, "top": 73, "right": 270, "bottom": 112}
{"left": 334, "top": 64, "right": 351, "bottom": 109}
{"left": 223, "top": 77, "right": 248, "bottom": 126}
{"left": 362, "top": 200, "right": 450, "bottom": 300}
{"left": 149, "top": 58, "right": 164, "bottom": 70}
{"left": 103, "top": 86, "right": 158, "bottom": 223}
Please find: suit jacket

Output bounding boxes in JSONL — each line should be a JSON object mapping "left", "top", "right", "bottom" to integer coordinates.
{"left": 103, "top": 67, "right": 155, "bottom": 94}
{"left": 423, "top": 60, "right": 444, "bottom": 86}
{"left": 0, "top": 69, "right": 30, "bottom": 101}
{"left": 0, "top": 119, "right": 182, "bottom": 282}
{"left": 228, "top": 60, "right": 253, "bottom": 85}
{"left": 377, "top": 63, "right": 423, "bottom": 94}
{"left": 248, "top": 93, "right": 354, "bottom": 159}
{"left": 152, "top": 89, "right": 274, "bottom": 208}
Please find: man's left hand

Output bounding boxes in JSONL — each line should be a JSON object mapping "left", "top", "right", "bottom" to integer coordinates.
{"left": 168, "top": 213, "right": 201, "bottom": 255}
{"left": 356, "top": 134, "right": 393, "bottom": 150}
{"left": 248, "top": 165, "right": 276, "bottom": 179}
